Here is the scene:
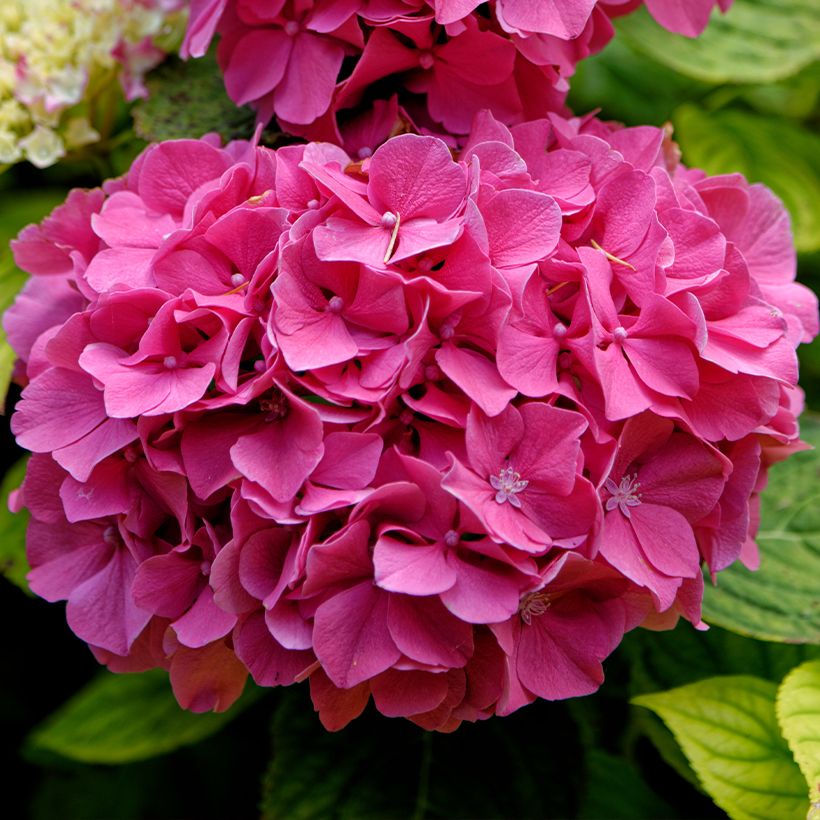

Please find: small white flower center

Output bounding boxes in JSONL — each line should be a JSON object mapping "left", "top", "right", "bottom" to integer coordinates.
{"left": 490, "top": 465, "right": 528, "bottom": 508}
{"left": 327, "top": 295, "right": 344, "bottom": 313}
{"left": 605, "top": 473, "right": 642, "bottom": 518}
{"left": 443, "top": 530, "right": 459, "bottom": 547}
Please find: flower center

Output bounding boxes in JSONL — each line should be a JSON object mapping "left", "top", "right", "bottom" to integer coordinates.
{"left": 327, "top": 295, "right": 344, "bottom": 313}
{"left": 418, "top": 51, "right": 435, "bottom": 70}
{"left": 604, "top": 472, "right": 642, "bottom": 518}
{"left": 519, "top": 591, "right": 550, "bottom": 625}
{"left": 490, "top": 465, "right": 528, "bottom": 508}
{"left": 443, "top": 530, "right": 459, "bottom": 547}
{"left": 259, "top": 388, "right": 289, "bottom": 421}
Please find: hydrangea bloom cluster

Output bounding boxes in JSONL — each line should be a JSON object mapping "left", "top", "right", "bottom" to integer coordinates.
{"left": 6, "top": 112, "right": 816, "bottom": 729}
{"left": 0, "top": 0, "right": 184, "bottom": 168}
{"left": 182, "top": 0, "right": 732, "bottom": 147}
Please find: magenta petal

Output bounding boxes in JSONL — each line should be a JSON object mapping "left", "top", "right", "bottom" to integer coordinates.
{"left": 26, "top": 519, "right": 111, "bottom": 601}
{"left": 436, "top": 345, "right": 516, "bottom": 417}
{"left": 230, "top": 398, "right": 324, "bottom": 502}
{"left": 370, "top": 669, "right": 449, "bottom": 718}
{"left": 173, "top": 586, "right": 237, "bottom": 648}
{"left": 169, "top": 641, "right": 247, "bottom": 713}
{"left": 234, "top": 610, "right": 314, "bottom": 687}
{"left": 374, "top": 537, "right": 456, "bottom": 596}
{"left": 60, "top": 459, "right": 132, "bottom": 522}
{"left": 387, "top": 594, "right": 473, "bottom": 668}
{"left": 132, "top": 551, "right": 202, "bottom": 618}
{"left": 313, "top": 581, "right": 400, "bottom": 688}
{"left": 368, "top": 134, "right": 467, "bottom": 220}
{"left": 311, "top": 432, "right": 382, "bottom": 490}
{"left": 517, "top": 597, "right": 625, "bottom": 700}
{"left": 274, "top": 33, "right": 343, "bottom": 124}
{"left": 12, "top": 368, "right": 105, "bottom": 452}
{"left": 629, "top": 503, "right": 700, "bottom": 579}
{"left": 66, "top": 547, "right": 151, "bottom": 655}
{"left": 440, "top": 555, "right": 523, "bottom": 624}
{"left": 482, "top": 189, "right": 561, "bottom": 267}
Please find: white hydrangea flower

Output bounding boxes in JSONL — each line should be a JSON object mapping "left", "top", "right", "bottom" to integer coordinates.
{"left": 0, "top": 0, "right": 185, "bottom": 169}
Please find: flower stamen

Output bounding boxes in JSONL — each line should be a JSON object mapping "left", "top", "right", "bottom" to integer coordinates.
{"left": 590, "top": 239, "right": 637, "bottom": 272}
{"left": 605, "top": 472, "right": 642, "bottom": 518}
{"left": 490, "top": 465, "right": 528, "bottom": 508}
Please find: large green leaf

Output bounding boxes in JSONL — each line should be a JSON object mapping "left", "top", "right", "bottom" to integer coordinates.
{"left": 617, "top": 0, "right": 820, "bottom": 84}
{"left": 634, "top": 676, "right": 809, "bottom": 820}
{"left": 262, "top": 688, "right": 582, "bottom": 819}
{"left": 702, "top": 416, "right": 820, "bottom": 641}
{"left": 27, "top": 670, "right": 260, "bottom": 765}
{"left": 777, "top": 660, "right": 820, "bottom": 802}
{"left": 673, "top": 104, "right": 820, "bottom": 252}
{"left": 0, "top": 456, "right": 30, "bottom": 592}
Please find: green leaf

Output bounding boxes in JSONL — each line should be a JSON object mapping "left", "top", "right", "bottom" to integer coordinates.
{"left": 617, "top": 0, "right": 820, "bottom": 84}
{"left": 262, "top": 687, "right": 583, "bottom": 819}
{"left": 625, "top": 623, "right": 820, "bottom": 695}
{"left": 622, "top": 623, "right": 819, "bottom": 793}
{"left": 673, "top": 104, "right": 820, "bottom": 252}
{"left": 133, "top": 53, "right": 257, "bottom": 144}
{"left": 579, "top": 749, "right": 678, "bottom": 819}
{"left": 702, "top": 415, "right": 820, "bottom": 641}
{"left": 0, "top": 456, "right": 30, "bottom": 592}
{"left": 27, "top": 670, "right": 260, "bottom": 765}
{"left": 777, "top": 659, "right": 820, "bottom": 802}
{"left": 634, "top": 676, "right": 809, "bottom": 820}
{"left": 568, "top": 37, "right": 712, "bottom": 127}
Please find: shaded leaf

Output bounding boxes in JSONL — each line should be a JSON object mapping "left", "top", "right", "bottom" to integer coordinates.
{"left": 262, "top": 687, "right": 582, "bottom": 820}
{"left": 634, "top": 676, "right": 808, "bottom": 820}
{"left": 673, "top": 105, "right": 820, "bottom": 251}
{"left": 27, "top": 669, "right": 260, "bottom": 765}
{"left": 777, "top": 659, "right": 820, "bottom": 803}
{"left": 133, "top": 53, "right": 257, "bottom": 144}
{"left": 579, "top": 749, "right": 678, "bottom": 819}
{"left": 702, "top": 416, "right": 820, "bottom": 641}
{"left": 617, "top": 0, "right": 820, "bottom": 84}
{"left": 0, "top": 456, "right": 29, "bottom": 592}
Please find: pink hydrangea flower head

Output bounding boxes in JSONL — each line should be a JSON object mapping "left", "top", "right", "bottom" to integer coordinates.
{"left": 5, "top": 105, "right": 813, "bottom": 730}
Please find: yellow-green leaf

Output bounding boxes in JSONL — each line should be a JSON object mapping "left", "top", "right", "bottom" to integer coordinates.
{"left": 778, "top": 660, "right": 820, "bottom": 804}
{"left": 28, "top": 670, "right": 260, "bottom": 765}
{"left": 634, "top": 676, "right": 808, "bottom": 820}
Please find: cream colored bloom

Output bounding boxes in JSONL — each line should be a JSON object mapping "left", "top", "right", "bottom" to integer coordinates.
{"left": 0, "top": 0, "right": 184, "bottom": 169}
